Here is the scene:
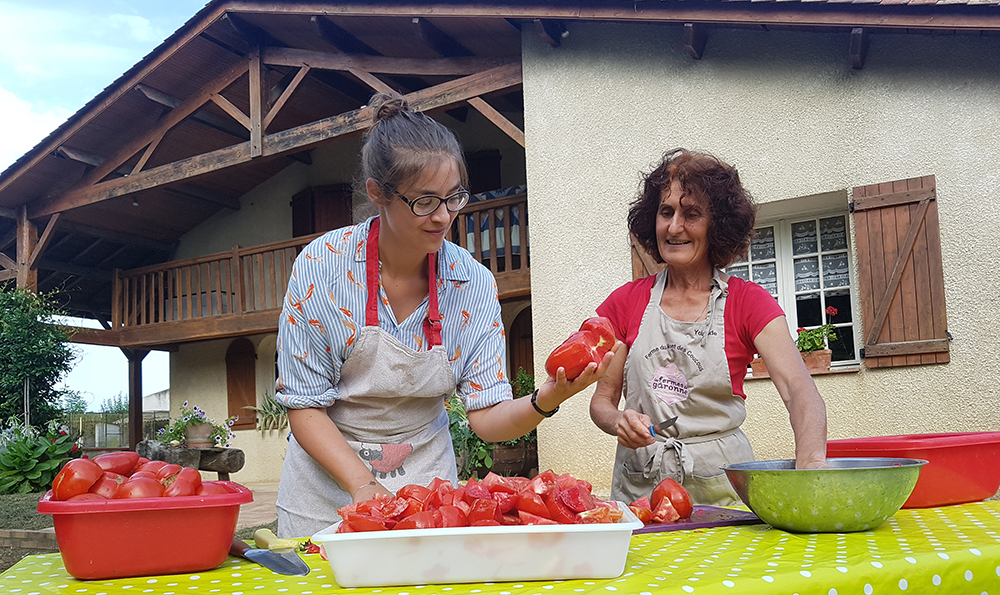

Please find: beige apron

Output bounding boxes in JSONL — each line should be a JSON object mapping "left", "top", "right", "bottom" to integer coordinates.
{"left": 277, "top": 218, "right": 457, "bottom": 538}
{"left": 611, "top": 269, "right": 755, "bottom": 507}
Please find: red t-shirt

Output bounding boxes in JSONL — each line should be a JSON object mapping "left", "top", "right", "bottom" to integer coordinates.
{"left": 596, "top": 275, "right": 784, "bottom": 398}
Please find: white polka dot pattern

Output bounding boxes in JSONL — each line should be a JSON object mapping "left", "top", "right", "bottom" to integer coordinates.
{"left": 5, "top": 502, "right": 1000, "bottom": 594}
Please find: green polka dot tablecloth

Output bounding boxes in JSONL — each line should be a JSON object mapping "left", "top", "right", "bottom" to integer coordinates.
{"left": 5, "top": 501, "right": 1000, "bottom": 595}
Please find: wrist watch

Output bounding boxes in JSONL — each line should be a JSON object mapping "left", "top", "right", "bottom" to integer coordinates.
{"left": 530, "top": 389, "right": 559, "bottom": 417}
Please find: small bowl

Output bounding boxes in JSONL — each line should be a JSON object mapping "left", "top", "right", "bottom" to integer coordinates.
{"left": 721, "top": 458, "right": 927, "bottom": 533}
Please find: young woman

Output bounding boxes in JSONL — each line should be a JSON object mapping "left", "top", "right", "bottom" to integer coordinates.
{"left": 590, "top": 149, "right": 827, "bottom": 507}
{"left": 274, "top": 93, "right": 618, "bottom": 538}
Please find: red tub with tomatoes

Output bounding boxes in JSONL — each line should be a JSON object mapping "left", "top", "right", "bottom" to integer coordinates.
{"left": 37, "top": 452, "right": 253, "bottom": 580}
{"left": 312, "top": 471, "right": 643, "bottom": 587}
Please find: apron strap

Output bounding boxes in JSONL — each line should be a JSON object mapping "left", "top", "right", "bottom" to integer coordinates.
{"left": 364, "top": 217, "right": 442, "bottom": 348}
{"left": 644, "top": 428, "right": 740, "bottom": 483}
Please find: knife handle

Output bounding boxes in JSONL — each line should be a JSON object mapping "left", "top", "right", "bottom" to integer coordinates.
{"left": 648, "top": 425, "right": 657, "bottom": 437}
{"left": 230, "top": 538, "right": 252, "bottom": 557}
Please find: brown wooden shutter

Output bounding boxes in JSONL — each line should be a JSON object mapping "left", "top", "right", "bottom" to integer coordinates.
{"left": 851, "top": 175, "right": 949, "bottom": 368}
{"left": 291, "top": 184, "right": 353, "bottom": 237}
{"left": 630, "top": 234, "right": 665, "bottom": 281}
{"left": 226, "top": 338, "right": 258, "bottom": 430}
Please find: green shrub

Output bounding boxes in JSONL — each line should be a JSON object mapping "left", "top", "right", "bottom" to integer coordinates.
{"left": 243, "top": 391, "right": 288, "bottom": 437}
{"left": 0, "top": 418, "right": 80, "bottom": 494}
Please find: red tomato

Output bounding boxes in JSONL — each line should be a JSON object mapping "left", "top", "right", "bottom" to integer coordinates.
{"left": 344, "top": 513, "right": 389, "bottom": 532}
{"left": 481, "top": 472, "right": 516, "bottom": 494}
{"left": 134, "top": 460, "right": 168, "bottom": 475}
{"left": 518, "top": 510, "right": 558, "bottom": 525}
{"left": 629, "top": 496, "right": 654, "bottom": 524}
{"left": 498, "top": 511, "right": 521, "bottom": 525}
{"left": 397, "top": 484, "right": 431, "bottom": 502}
{"left": 515, "top": 492, "right": 551, "bottom": 519}
{"left": 557, "top": 484, "right": 598, "bottom": 513}
{"left": 52, "top": 458, "right": 104, "bottom": 501}
{"left": 544, "top": 316, "right": 616, "bottom": 380}
{"left": 438, "top": 505, "right": 469, "bottom": 528}
{"left": 163, "top": 467, "right": 202, "bottom": 496}
{"left": 393, "top": 509, "right": 440, "bottom": 530}
{"left": 196, "top": 482, "right": 230, "bottom": 495}
{"left": 129, "top": 471, "right": 158, "bottom": 480}
{"left": 651, "top": 478, "right": 693, "bottom": 520}
{"left": 467, "top": 497, "right": 500, "bottom": 525}
{"left": 577, "top": 506, "right": 612, "bottom": 524}
{"left": 651, "top": 495, "right": 680, "bottom": 523}
{"left": 491, "top": 491, "right": 518, "bottom": 514}
{"left": 544, "top": 491, "right": 578, "bottom": 524}
{"left": 92, "top": 451, "right": 141, "bottom": 476}
{"left": 115, "top": 476, "right": 165, "bottom": 499}
{"left": 463, "top": 480, "right": 492, "bottom": 500}
{"left": 88, "top": 472, "right": 125, "bottom": 499}
{"left": 155, "top": 464, "right": 183, "bottom": 481}
{"left": 524, "top": 472, "right": 556, "bottom": 497}
{"left": 132, "top": 457, "right": 150, "bottom": 474}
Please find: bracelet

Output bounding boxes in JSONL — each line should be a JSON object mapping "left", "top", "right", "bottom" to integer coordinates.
{"left": 351, "top": 480, "right": 378, "bottom": 499}
{"left": 530, "top": 389, "right": 559, "bottom": 417}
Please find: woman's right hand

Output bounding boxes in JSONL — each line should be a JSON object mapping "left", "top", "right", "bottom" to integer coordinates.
{"left": 351, "top": 479, "right": 392, "bottom": 503}
{"left": 615, "top": 409, "right": 657, "bottom": 449}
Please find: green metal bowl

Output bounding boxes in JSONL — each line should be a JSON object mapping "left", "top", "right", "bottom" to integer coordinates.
{"left": 721, "top": 458, "right": 927, "bottom": 533}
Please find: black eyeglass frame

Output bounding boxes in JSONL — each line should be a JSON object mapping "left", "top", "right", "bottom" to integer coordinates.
{"left": 388, "top": 186, "right": 471, "bottom": 216}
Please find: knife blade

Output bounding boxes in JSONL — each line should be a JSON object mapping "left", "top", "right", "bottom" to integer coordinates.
{"left": 648, "top": 416, "right": 678, "bottom": 437}
{"left": 230, "top": 538, "right": 310, "bottom": 576}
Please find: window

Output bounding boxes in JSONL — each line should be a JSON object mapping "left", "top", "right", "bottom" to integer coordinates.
{"left": 728, "top": 212, "right": 859, "bottom": 365}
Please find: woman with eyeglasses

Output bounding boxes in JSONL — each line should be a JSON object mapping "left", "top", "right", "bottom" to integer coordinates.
{"left": 273, "top": 92, "right": 620, "bottom": 538}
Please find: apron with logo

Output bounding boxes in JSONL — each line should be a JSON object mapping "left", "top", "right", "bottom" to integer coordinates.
{"left": 611, "top": 269, "right": 755, "bottom": 507}
{"left": 277, "top": 218, "right": 458, "bottom": 538}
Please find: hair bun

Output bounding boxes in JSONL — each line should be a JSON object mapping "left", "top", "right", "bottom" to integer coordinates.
{"left": 368, "top": 92, "right": 409, "bottom": 124}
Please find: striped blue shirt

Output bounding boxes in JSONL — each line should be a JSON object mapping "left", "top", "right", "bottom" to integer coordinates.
{"left": 276, "top": 217, "right": 512, "bottom": 411}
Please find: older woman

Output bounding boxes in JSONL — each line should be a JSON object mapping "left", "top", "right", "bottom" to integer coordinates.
{"left": 590, "top": 149, "right": 828, "bottom": 507}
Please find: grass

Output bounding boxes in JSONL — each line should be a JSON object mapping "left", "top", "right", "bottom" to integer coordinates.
{"left": 0, "top": 492, "right": 278, "bottom": 575}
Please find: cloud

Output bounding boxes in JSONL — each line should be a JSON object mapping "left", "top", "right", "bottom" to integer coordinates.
{"left": 0, "top": 84, "right": 72, "bottom": 171}
{"left": 108, "top": 14, "right": 158, "bottom": 43}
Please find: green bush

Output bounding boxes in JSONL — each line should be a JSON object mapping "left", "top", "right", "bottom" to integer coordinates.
{"left": 243, "top": 391, "right": 288, "bottom": 437}
{"left": 0, "top": 418, "right": 80, "bottom": 494}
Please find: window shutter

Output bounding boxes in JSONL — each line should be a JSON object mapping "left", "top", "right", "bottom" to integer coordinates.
{"left": 630, "top": 234, "right": 665, "bottom": 281}
{"left": 226, "top": 338, "right": 258, "bottom": 430}
{"left": 851, "top": 175, "right": 949, "bottom": 368}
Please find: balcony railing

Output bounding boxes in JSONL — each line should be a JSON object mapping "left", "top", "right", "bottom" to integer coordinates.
{"left": 111, "top": 192, "right": 530, "bottom": 333}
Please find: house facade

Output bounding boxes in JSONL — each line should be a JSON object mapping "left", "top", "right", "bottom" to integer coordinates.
{"left": 1, "top": 1, "right": 997, "bottom": 492}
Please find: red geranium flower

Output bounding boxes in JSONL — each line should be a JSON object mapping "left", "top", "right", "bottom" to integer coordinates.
{"left": 825, "top": 306, "right": 838, "bottom": 317}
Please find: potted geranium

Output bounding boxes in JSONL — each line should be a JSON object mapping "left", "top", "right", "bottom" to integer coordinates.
{"left": 751, "top": 307, "right": 838, "bottom": 377}
{"left": 156, "top": 401, "right": 237, "bottom": 448}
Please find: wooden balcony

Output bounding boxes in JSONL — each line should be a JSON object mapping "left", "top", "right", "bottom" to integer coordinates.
{"left": 104, "top": 193, "right": 530, "bottom": 348}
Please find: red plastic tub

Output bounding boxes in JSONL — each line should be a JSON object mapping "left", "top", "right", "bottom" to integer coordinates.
{"left": 827, "top": 432, "right": 1000, "bottom": 508}
{"left": 37, "top": 480, "right": 253, "bottom": 579}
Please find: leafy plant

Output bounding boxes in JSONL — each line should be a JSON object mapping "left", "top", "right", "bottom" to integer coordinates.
{"left": 796, "top": 306, "right": 840, "bottom": 353}
{"left": 0, "top": 418, "right": 80, "bottom": 494}
{"left": 446, "top": 394, "right": 492, "bottom": 480}
{"left": 156, "top": 401, "right": 237, "bottom": 447}
{"left": 243, "top": 391, "right": 288, "bottom": 437}
{"left": 99, "top": 393, "right": 129, "bottom": 417}
{"left": 0, "top": 288, "right": 78, "bottom": 428}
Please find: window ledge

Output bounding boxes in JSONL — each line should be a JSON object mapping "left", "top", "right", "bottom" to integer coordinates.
{"left": 745, "top": 366, "right": 861, "bottom": 380}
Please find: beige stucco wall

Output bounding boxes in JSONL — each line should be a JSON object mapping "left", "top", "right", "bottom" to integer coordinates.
{"left": 522, "top": 23, "right": 1000, "bottom": 496}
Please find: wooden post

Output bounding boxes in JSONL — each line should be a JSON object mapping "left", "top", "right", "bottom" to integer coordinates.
{"left": 16, "top": 206, "right": 38, "bottom": 292}
{"left": 125, "top": 349, "right": 150, "bottom": 450}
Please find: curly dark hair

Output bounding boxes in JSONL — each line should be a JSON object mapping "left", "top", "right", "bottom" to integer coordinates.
{"left": 628, "top": 148, "right": 757, "bottom": 269}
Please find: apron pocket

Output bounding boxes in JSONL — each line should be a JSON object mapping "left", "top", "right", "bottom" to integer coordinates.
{"left": 685, "top": 472, "right": 742, "bottom": 507}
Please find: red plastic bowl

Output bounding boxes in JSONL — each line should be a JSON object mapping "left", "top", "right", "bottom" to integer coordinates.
{"left": 37, "top": 480, "right": 253, "bottom": 580}
{"left": 827, "top": 432, "right": 1000, "bottom": 508}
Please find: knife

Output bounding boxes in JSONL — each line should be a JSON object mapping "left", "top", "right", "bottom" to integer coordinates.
{"left": 648, "top": 416, "right": 678, "bottom": 437}
{"left": 230, "top": 538, "right": 311, "bottom": 576}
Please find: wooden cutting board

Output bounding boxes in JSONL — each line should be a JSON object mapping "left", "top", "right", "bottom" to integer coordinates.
{"left": 632, "top": 505, "right": 763, "bottom": 534}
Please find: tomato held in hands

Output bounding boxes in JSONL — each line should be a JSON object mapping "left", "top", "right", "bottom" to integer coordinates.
{"left": 651, "top": 477, "right": 693, "bottom": 520}
{"left": 52, "top": 458, "right": 104, "bottom": 501}
{"left": 544, "top": 316, "right": 616, "bottom": 380}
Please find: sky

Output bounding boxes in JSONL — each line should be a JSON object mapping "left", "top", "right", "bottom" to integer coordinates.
{"left": 1, "top": 0, "right": 211, "bottom": 411}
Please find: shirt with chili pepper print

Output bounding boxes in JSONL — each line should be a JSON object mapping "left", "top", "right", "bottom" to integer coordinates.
{"left": 276, "top": 217, "right": 512, "bottom": 411}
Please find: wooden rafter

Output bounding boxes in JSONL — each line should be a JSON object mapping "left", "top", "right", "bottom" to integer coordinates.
{"left": 0, "top": 269, "right": 15, "bottom": 282}
{"left": 349, "top": 68, "right": 395, "bottom": 94}
{"left": 36, "top": 259, "right": 114, "bottom": 280}
{"left": 0, "top": 228, "right": 17, "bottom": 251}
{"left": 412, "top": 17, "right": 474, "bottom": 57}
{"left": 0, "top": 206, "right": 16, "bottom": 220}
{"left": 31, "top": 62, "right": 522, "bottom": 218}
{"left": 249, "top": 47, "right": 264, "bottom": 158}
{"left": 58, "top": 220, "right": 174, "bottom": 253}
{"left": 263, "top": 64, "right": 311, "bottom": 131}
{"left": 467, "top": 97, "right": 524, "bottom": 147}
{"left": 262, "top": 47, "right": 517, "bottom": 76}
{"left": 211, "top": 93, "right": 252, "bottom": 130}
{"left": 16, "top": 206, "right": 37, "bottom": 291}
{"left": 27, "top": 213, "right": 60, "bottom": 270}
{"left": 136, "top": 84, "right": 248, "bottom": 139}
{"left": 0, "top": 250, "right": 15, "bottom": 271}
{"left": 311, "top": 15, "right": 379, "bottom": 55}
{"left": 163, "top": 184, "right": 241, "bottom": 210}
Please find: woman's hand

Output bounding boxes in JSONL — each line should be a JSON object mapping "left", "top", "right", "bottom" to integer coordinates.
{"left": 614, "top": 409, "right": 657, "bottom": 449}
{"left": 351, "top": 480, "right": 393, "bottom": 503}
{"left": 534, "top": 340, "right": 624, "bottom": 412}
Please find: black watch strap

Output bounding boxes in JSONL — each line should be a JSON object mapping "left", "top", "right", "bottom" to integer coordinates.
{"left": 530, "top": 389, "right": 559, "bottom": 417}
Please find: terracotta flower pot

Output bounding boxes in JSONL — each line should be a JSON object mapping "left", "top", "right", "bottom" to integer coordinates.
{"left": 185, "top": 423, "right": 216, "bottom": 448}
{"left": 751, "top": 349, "right": 832, "bottom": 378}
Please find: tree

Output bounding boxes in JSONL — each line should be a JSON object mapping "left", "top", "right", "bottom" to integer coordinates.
{"left": 100, "top": 393, "right": 129, "bottom": 417}
{"left": 62, "top": 390, "right": 89, "bottom": 414}
{"left": 0, "top": 288, "right": 78, "bottom": 428}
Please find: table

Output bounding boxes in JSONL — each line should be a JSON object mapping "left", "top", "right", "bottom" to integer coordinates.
{"left": 5, "top": 501, "right": 1000, "bottom": 594}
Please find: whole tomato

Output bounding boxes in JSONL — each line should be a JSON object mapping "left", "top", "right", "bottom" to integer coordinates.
{"left": 88, "top": 472, "right": 126, "bottom": 499}
{"left": 651, "top": 477, "right": 693, "bottom": 520}
{"left": 91, "top": 451, "right": 141, "bottom": 476}
{"left": 196, "top": 481, "right": 230, "bottom": 495}
{"left": 163, "top": 466, "right": 202, "bottom": 496}
{"left": 52, "top": 458, "right": 104, "bottom": 501}
{"left": 544, "top": 316, "right": 616, "bottom": 380}
{"left": 115, "top": 476, "right": 165, "bottom": 499}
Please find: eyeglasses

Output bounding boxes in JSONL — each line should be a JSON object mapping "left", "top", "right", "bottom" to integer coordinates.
{"left": 389, "top": 187, "right": 471, "bottom": 216}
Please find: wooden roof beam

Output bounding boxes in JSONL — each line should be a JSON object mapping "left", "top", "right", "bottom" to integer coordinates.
{"left": 0, "top": 250, "right": 15, "bottom": 271}
{"left": 58, "top": 220, "right": 175, "bottom": 253}
{"left": 467, "top": 97, "right": 524, "bottom": 147}
{"left": 31, "top": 62, "right": 522, "bottom": 218}
{"left": 684, "top": 23, "right": 708, "bottom": 60}
{"left": 311, "top": 15, "right": 379, "bottom": 55}
{"left": 27, "top": 213, "right": 61, "bottom": 270}
{"left": 412, "top": 17, "right": 474, "bottom": 57}
{"left": 163, "top": 183, "right": 241, "bottom": 210}
{"left": 262, "top": 47, "right": 516, "bottom": 76}
{"left": 0, "top": 206, "right": 16, "bottom": 220}
{"left": 135, "top": 84, "right": 249, "bottom": 140}
{"left": 0, "top": 228, "right": 15, "bottom": 251}
{"left": 36, "top": 258, "right": 113, "bottom": 281}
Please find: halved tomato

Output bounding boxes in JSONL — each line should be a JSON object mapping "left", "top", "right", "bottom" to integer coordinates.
{"left": 651, "top": 478, "right": 693, "bottom": 520}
